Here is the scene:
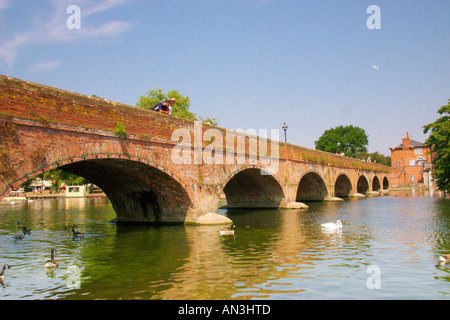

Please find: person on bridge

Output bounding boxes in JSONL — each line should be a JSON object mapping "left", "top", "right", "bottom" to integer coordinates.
{"left": 151, "top": 98, "right": 176, "bottom": 115}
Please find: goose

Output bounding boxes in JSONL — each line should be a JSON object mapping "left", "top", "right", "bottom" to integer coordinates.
{"left": 13, "top": 222, "right": 24, "bottom": 239}
{"left": 72, "top": 228, "right": 85, "bottom": 237}
{"left": 321, "top": 220, "right": 343, "bottom": 230}
{"left": 219, "top": 225, "right": 235, "bottom": 236}
{"left": 439, "top": 254, "right": 450, "bottom": 263}
{"left": 43, "top": 249, "right": 58, "bottom": 269}
{"left": 0, "top": 265, "right": 10, "bottom": 282}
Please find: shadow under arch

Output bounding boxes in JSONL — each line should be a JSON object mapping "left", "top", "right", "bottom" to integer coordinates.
{"left": 60, "top": 158, "right": 192, "bottom": 224}
{"left": 335, "top": 174, "right": 352, "bottom": 198}
{"left": 296, "top": 172, "right": 328, "bottom": 202}
{"left": 383, "top": 176, "right": 389, "bottom": 190}
{"left": 223, "top": 168, "right": 284, "bottom": 209}
{"left": 372, "top": 176, "right": 381, "bottom": 191}
{"left": 357, "top": 175, "right": 369, "bottom": 194}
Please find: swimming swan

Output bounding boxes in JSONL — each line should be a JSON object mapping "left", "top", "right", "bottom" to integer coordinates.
{"left": 219, "top": 225, "right": 235, "bottom": 236}
{"left": 321, "top": 220, "right": 343, "bottom": 230}
{"left": 439, "top": 254, "right": 450, "bottom": 263}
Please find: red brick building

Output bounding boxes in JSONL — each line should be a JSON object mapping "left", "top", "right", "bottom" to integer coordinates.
{"left": 389, "top": 132, "right": 432, "bottom": 185}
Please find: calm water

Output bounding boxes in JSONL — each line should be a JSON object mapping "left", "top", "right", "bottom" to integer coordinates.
{"left": 0, "top": 195, "right": 449, "bottom": 300}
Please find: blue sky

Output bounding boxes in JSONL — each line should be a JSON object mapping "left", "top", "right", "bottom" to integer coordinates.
{"left": 1, "top": 0, "right": 449, "bottom": 155}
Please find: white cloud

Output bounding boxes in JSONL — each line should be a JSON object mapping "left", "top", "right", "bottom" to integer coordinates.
{"left": 0, "top": 0, "right": 133, "bottom": 68}
{"left": 80, "top": 20, "right": 134, "bottom": 37}
{"left": 0, "top": 32, "right": 33, "bottom": 68}
{"left": 83, "top": 0, "right": 131, "bottom": 17}
{"left": 28, "top": 60, "right": 61, "bottom": 74}
{"left": 0, "top": 0, "right": 11, "bottom": 11}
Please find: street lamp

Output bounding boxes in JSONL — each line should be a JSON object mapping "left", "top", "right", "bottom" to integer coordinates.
{"left": 282, "top": 122, "right": 288, "bottom": 143}
{"left": 337, "top": 142, "right": 341, "bottom": 155}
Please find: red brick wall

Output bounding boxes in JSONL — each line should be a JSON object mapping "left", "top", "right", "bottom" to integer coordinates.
{"left": 390, "top": 135, "right": 431, "bottom": 185}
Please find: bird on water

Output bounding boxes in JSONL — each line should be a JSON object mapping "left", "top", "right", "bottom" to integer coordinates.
{"left": 0, "top": 264, "right": 10, "bottom": 282}
{"left": 43, "top": 249, "right": 58, "bottom": 270}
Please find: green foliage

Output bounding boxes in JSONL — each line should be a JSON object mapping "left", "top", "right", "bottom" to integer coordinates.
{"left": 136, "top": 88, "right": 218, "bottom": 125}
{"left": 423, "top": 100, "right": 450, "bottom": 192}
{"left": 315, "top": 125, "right": 369, "bottom": 158}
{"left": 114, "top": 121, "right": 127, "bottom": 138}
{"left": 354, "top": 151, "right": 391, "bottom": 166}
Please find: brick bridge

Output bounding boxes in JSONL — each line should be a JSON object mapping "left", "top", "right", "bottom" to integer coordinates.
{"left": 0, "top": 75, "right": 393, "bottom": 224}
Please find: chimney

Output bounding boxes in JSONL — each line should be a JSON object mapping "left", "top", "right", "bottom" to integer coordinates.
{"left": 402, "top": 132, "right": 410, "bottom": 150}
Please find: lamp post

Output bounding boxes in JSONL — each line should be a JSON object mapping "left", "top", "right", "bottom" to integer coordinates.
{"left": 337, "top": 142, "right": 341, "bottom": 155}
{"left": 282, "top": 122, "right": 288, "bottom": 143}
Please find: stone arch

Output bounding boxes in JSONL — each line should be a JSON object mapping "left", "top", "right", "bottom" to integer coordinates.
{"left": 357, "top": 175, "right": 369, "bottom": 194}
{"left": 296, "top": 171, "right": 328, "bottom": 202}
{"left": 222, "top": 168, "right": 284, "bottom": 209}
{"left": 61, "top": 158, "right": 192, "bottom": 224}
{"left": 372, "top": 176, "right": 381, "bottom": 192}
{"left": 9, "top": 142, "right": 193, "bottom": 224}
{"left": 334, "top": 174, "right": 352, "bottom": 198}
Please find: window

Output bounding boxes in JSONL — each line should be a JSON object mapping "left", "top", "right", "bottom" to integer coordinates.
{"left": 415, "top": 148, "right": 422, "bottom": 155}
{"left": 410, "top": 160, "right": 416, "bottom": 166}
{"left": 395, "top": 161, "right": 401, "bottom": 168}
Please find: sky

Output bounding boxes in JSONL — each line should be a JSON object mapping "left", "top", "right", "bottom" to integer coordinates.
{"left": 1, "top": 0, "right": 449, "bottom": 155}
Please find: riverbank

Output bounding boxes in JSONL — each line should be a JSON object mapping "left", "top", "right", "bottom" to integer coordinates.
{"left": 2, "top": 191, "right": 107, "bottom": 201}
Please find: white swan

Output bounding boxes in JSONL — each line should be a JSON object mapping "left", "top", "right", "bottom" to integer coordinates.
{"left": 219, "top": 225, "right": 235, "bottom": 236}
{"left": 439, "top": 254, "right": 450, "bottom": 263}
{"left": 321, "top": 220, "right": 343, "bottom": 230}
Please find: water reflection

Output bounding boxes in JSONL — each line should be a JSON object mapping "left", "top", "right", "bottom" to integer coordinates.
{"left": 0, "top": 196, "right": 449, "bottom": 300}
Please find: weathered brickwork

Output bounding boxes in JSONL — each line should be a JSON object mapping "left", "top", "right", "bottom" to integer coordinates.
{"left": 0, "top": 75, "right": 394, "bottom": 223}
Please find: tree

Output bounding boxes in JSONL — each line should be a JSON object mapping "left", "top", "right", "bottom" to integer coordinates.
{"left": 137, "top": 89, "right": 218, "bottom": 125}
{"left": 423, "top": 100, "right": 450, "bottom": 192}
{"left": 20, "top": 169, "right": 88, "bottom": 191}
{"left": 315, "top": 125, "right": 369, "bottom": 158}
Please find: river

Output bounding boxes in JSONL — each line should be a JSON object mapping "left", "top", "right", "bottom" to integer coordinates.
{"left": 0, "top": 194, "right": 449, "bottom": 300}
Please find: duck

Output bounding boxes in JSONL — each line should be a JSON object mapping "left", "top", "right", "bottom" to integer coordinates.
{"left": 0, "top": 265, "right": 10, "bottom": 282}
{"left": 43, "top": 249, "right": 58, "bottom": 269}
{"left": 219, "top": 225, "right": 235, "bottom": 236}
{"left": 321, "top": 220, "right": 343, "bottom": 230}
{"left": 439, "top": 254, "right": 450, "bottom": 263}
{"left": 21, "top": 224, "right": 31, "bottom": 235}
{"left": 13, "top": 222, "right": 24, "bottom": 239}
{"left": 72, "top": 228, "right": 85, "bottom": 238}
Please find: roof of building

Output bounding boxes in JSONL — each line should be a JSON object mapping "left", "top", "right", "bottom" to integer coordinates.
{"left": 390, "top": 139, "right": 427, "bottom": 150}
